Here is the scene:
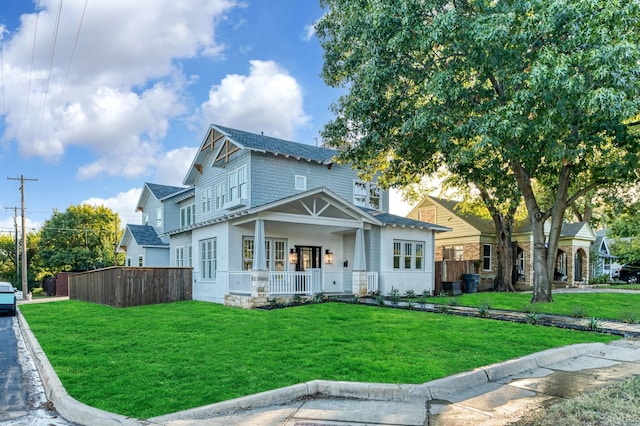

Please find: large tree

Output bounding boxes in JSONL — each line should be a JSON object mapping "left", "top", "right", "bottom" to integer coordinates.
{"left": 317, "top": 0, "right": 640, "bottom": 302}
{"left": 39, "top": 204, "right": 122, "bottom": 272}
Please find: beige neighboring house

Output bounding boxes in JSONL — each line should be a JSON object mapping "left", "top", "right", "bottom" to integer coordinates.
{"left": 408, "top": 196, "right": 596, "bottom": 289}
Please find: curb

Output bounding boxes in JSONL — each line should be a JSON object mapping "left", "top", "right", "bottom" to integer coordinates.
{"left": 17, "top": 309, "right": 150, "bottom": 426}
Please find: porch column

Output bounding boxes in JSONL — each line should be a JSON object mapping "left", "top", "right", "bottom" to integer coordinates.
{"left": 352, "top": 227, "right": 368, "bottom": 296}
{"left": 251, "top": 218, "right": 269, "bottom": 299}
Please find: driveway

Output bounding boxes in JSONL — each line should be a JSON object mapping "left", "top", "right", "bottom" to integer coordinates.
{"left": 0, "top": 315, "right": 74, "bottom": 425}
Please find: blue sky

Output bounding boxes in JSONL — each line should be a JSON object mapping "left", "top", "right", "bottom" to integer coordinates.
{"left": 0, "top": 0, "right": 410, "bottom": 234}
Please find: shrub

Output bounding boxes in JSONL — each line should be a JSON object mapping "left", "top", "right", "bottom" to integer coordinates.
{"left": 388, "top": 287, "right": 401, "bottom": 304}
{"left": 589, "top": 274, "right": 612, "bottom": 285}
{"left": 405, "top": 289, "right": 416, "bottom": 298}
{"left": 525, "top": 312, "right": 541, "bottom": 324}
{"left": 586, "top": 317, "right": 601, "bottom": 331}
{"left": 375, "top": 294, "right": 385, "bottom": 306}
{"left": 477, "top": 303, "right": 490, "bottom": 317}
{"left": 571, "top": 305, "right": 587, "bottom": 318}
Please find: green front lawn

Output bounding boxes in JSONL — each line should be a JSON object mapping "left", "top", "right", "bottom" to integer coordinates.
{"left": 20, "top": 301, "right": 617, "bottom": 419}
{"left": 424, "top": 292, "right": 640, "bottom": 321}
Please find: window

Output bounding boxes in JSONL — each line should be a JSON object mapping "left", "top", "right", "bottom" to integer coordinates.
{"left": 443, "top": 246, "right": 464, "bottom": 261}
{"left": 228, "top": 165, "right": 247, "bottom": 202}
{"left": 138, "top": 255, "right": 143, "bottom": 267}
{"left": 295, "top": 175, "right": 306, "bottom": 191}
{"left": 243, "top": 237, "right": 287, "bottom": 271}
{"left": 482, "top": 244, "right": 492, "bottom": 271}
{"left": 418, "top": 207, "right": 436, "bottom": 223}
{"left": 156, "top": 208, "right": 162, "bottom": 227}
{"left": 415, "top": 243, "right": 424, "bottom": 269}
{"left": 201, "top": 238, "right": 216, "bottom": 280}
{"left": 180, "top": 203, "right": 195, "bottom": 227}
{"left": 126, "top": 257, "right": 131, "bottom": 266}
{"left": 201, "top": 187, "right": 211, "bottom": 213}
{"left": 214, "top": 183, "right": 224, "bottom": 209}
{"left": 393, "top": 242, "right": 401, "bottom": 269}
{"left": 353, "top": 180, "right": 380, "bottom": 210}
{"left": 176, "top": 247, "right": 183, "bottom": 266}
{"left": 143, "top": 213, "right": 149, "bottom": 226}
{"left": 186, "top": 245, "right": 192, "bottom": 267}
{"left": 393, "top": 240, "right": 425, "bottom": 270}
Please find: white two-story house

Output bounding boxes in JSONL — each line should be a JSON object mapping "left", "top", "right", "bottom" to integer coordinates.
{"left": 121, "top": 124, "right": 450, "bottom": 307}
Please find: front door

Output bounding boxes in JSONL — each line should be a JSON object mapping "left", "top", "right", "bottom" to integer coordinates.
{"left": 295, "top": 246, "right": 321, "bottom": 271}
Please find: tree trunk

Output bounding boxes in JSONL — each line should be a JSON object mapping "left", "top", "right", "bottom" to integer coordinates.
{"left": 479, "top": 188, "right": 517, "bottom": 292}
{"left": 531, "top": 215, "right": 553, "bottom": 302}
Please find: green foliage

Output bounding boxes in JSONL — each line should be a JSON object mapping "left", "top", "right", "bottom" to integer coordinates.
{"left": 388, "top": 287, "right": 400, "bottom": 304}
{"left": 38, "top": 204, "right": 122, "bottom": 273}
{"left": 586, "top": 317, "right": 602, "bottom": 331}
{"left": 611, "top": 238, "right": 640, "bottom": 264}
{"left": 405, "top": 289, "right": 416, "bottom": 298}
{"left": 589, "top": 274, "right": 612, "bottom": 285}
{"left": 571, "top": 306, "right": 587, "bottom": 318}
{"left": 317, "top": 0, "right": 640, "bottom": 302}
{"left": 477, "top": 304, "right": 490, "bottom": 317}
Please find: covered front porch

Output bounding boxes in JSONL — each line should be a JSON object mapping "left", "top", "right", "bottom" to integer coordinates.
{"left": 220, "top": 189, "right": 381, "bottom": 308}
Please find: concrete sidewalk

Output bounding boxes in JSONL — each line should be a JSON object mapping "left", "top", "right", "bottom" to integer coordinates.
{"left": 16, "top": 296, "right": 640, "bottom": 426}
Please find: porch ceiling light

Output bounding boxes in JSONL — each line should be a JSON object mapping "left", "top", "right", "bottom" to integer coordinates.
{"left": 325, "top": 249, "right": 333, "bottom": 264}
{"left": 289, "top": 249, "right": 298, "bottom": 264}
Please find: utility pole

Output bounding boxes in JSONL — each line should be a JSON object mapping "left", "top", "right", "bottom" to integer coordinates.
{"left": 7, "top": 175, "right": 38, "bottom": 298}
{"left": 4, "top": 207, "right": 19, "bottom": 284}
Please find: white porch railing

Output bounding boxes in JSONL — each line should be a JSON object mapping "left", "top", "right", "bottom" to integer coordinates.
{"left": 227, "top": 270, "right": 377, "bottom": 295}
{"left": 270, "top": 271, "right": 316, "bottom": 295}
{"left": 229, "top": 272, "right": 251, "bottom": 294}
{"left": 367, "top": 272, "right": 378, "bottom": 293}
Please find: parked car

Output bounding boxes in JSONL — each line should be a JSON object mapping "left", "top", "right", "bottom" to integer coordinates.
{"left": 619, "top": 263, "right": 640, "bottom": 284}
{"left": 13, "top": 287, "right": 23, "bottom": 300}
{"left": 0, "top": 282, "right": 17, "bottom": 316}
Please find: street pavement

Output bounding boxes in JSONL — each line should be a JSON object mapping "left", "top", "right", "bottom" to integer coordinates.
{"left": 0, "top": 314, "right": 74, "bottom": 425}
{"left": 12, "top": 290, "right": 640, "bottom": 425}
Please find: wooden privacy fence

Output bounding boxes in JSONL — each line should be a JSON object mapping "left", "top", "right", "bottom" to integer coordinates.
{"left": 434, "top": 260, "right": 477, "bottom": 294}
{"left": 69, "top": 267, "right": 192, "bottom": 308}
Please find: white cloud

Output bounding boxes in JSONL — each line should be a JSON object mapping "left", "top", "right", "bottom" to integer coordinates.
{"left": 155, "top": 147, "right": 198, "bottom": 186}
{"left": 82, "top": 187, "right": 142, "bottom": 226}
{"left": 200, "top": 60, "right": 310, "bottom": 140}
{"left": 1, "top": 0, "right": 238, "bottom": 177}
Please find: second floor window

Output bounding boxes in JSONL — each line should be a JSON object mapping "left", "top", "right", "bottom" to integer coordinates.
{"left": 353, "top": 180, "right": 380, "bottom": 210}
{"left": 156, "top": 208, "right": 162, "bottom": 227}
{"left": 201, "top": 188, "right": 211, "bottom": 213}
{"left": 228, "top": 165, "right": 247, "bottom": 202}
{"left": 214, "top": 183, "right": 224, "bottom": 209}
{"left": 180, "top": 203, "right": 195, "bottom": 227}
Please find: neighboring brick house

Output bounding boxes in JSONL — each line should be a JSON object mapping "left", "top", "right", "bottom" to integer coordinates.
{"left": 119, "top": 124, "right": 450, "bottom": 307}
{"left": 408, "top": 196, "right": 595, "bottom": 289}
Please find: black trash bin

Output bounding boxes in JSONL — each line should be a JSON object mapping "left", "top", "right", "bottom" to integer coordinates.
{"left": 462, "top": 274, "right": 480, "bottom": 293}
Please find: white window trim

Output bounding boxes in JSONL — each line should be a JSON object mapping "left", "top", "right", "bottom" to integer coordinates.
{"left": 138, "top": 255, "right": 143, "bottom": 267}
{"left": 393, "top": 240, "right": 425, "bottom": 270}
{"left": 180, "top": 203, "right": 196, "bottom": 228}
{"left": 156, "top": 208, "right": 162, "bottom": 227}
{"left": 201, "top": 187, "right": 211, "bottom": 213}
{"left": 200, "top": 238, "right": 217, "bottom": 280}
{"left": 295, "top": 175, "right": 307, "bottom": 191}
{"left": 353, "top": 180, "right": 381, "bottom": 210}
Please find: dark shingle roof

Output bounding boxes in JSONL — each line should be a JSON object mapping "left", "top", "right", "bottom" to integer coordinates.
{"left": 361, "top": 208, "right": 451, "bottom": 232}
{"left": 214, "top": 124, "right": 336, "bottom": 163}
{"left": 127, "top": 225, "right": 167, "bottom": 247}
{"left": 145, "top": 183, "right": 185, "bottom": 200}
